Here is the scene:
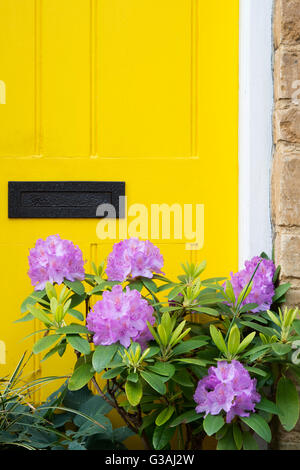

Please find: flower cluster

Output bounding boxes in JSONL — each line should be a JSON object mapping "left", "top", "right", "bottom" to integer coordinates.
{"left": 193, "top": 360, "right": 260, "bottom": 423}
{"left": 86, "top": 285, "right": 155, "bottom": 348}
{"left": 106, "top": 238, "right": 164, "bottom": 282}
{"left": 228, "top": 256, "right": 275, "bottom": 312}
{"left": 28, "top": 235, "right": 85, "bottom": 291}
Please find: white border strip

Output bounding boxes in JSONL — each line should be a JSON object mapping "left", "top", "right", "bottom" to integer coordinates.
{"left": 238, "top": 0, "right": 273, "bottom": 268}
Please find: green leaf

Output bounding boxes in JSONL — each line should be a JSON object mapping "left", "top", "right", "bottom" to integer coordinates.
{"left": 174, "top": 358, "right": 207, "bottom": 367}
{"left": 68, "top": 363, "right": 94, "bottom": 391}
{"left": 171, "top": 369, "right": 194, "bottom": 387}
{"left": 21, "top": 289, "right": 46, "bottom": 313}
{"left": 239, "top": 303, "right": 259, "bottom": 314}
{"left": 202, "top": 276, "right": 227, "bottom": 284}
{"left": 14, "top": 313, "right": 35, "bottom": 323}
{"left": 210, "top": 325, "right": 227, "bottom": 354}
{"left": 125, "top": 380, "right": 143, "bottom": 407}
{"left": 157, "top": 324, "right": 168, "bottom": 346}
{"left": 233, "top": 423, "right": 243, "bottom": 450}
{"left": 236, "top": 332, "right": 256, "bottom": 354}
{"left": 242, "top": 431, "right": 259, "bottom": 450}
{"left": 89, "top": 282, "right": 106, "bottom": 295}
{"left": 272, "top": 283, "right": 291, "bottom": 303}
{"left": 147, "top": 363, "right": 175, "bottom": 378}
{"left": 245, "top": 366, "right": 268, "bottom": 377}
{"left": 241, "top": 343, "right": 272, "bottom": 358}
{"left": 192, "top": 307, "right": 219, "bottom": 316}
{"left": 174, "top": 328, "right": 191, "bottom": 345}
{"left": 161, "top": 311, "right": 173, "bottom": 335}
{"left": 69, "top": 293, "right": 86, "bottom": 309}
{"left": 92, "top": 344, "right": 118, "bottom": 372}
{"left": 41, "top": 341, "right": 66, "bottom": 362}
{"left": 225, "top": 280, "right": 236, "bottom": 304}
{"left": 260, "top": 252, "right": 270, "bottom": 260}
{"left": 293, "top": 320, "right": 300, "bottom": 336}
{"left": 216, "top": 427, "right": 237, "bottom": 450}
{"left": 248, "top": 347, "right": 273, "bottom": 362}
{"left": 240, "top": 414, "right": 272, "bottom": 443}
{"left": 142, "top": 278, "right": 158, "bottom": 293}
{"left": 63, "top": 280, "right": 85, "bottom": 296}
{"left": 194, "top": 296, "right": 222, "bottom": 306}
{"left": 57, "top": 324, "right": 90, "bottom": 335}
{"left": 243, "top": 314, "right": 268, "bottom": 325}
{"left": 113, "top": 426, "right": 135, "bottom": 443}
{"left": 255, "top": 397, "right": 279, "bottom": 415}
{"left": 67, "top": 335, "right": 91, "bottom": 355}
{"left": 271, "top": 343, "right": 292, "bottom": 356}
{"left": 102, "top": 367, "right": 125, "bottom": 379}
{"left": 169, "top": 320, "right": 187, "bottom": 346}
{"left": 140, "top": 371, "right": 166, "bottom": 395}
{"left": 147, "top": 322, "right": 161, "bottom": 345}
{"left": 227, "top": 324, "right": 240, "bottom": 355}
{"left": 237, "top": 282, "right": 252, "bottom": 308}
{"left": 276, "top": 377, "right": 300, "bottom": 431}
{"left": 153, "top": 273, "right": 173, "bottom": 283}
{"left": 125, "top": 279, "right": 143, "bottom": 292}
{"left": 168, "top": 285, "right": 185, "bottom": 301}
{"left": 157, "top": 283, "right": 177, "bottom": 293}
{"left": 139, "top": 414, "right": 157, "bottom": 434}
{"left": 45, "top": 281, "right": 57, "bottom": 300}
{"left": 266, "top": 310, "right": 281, "bottom": 327}
{"left": 272, "top": 265, "right": 281, "bottom": 283}
{"left": 152, "top": 424, "right": 175, "bottom": 450}
{"left": 144, "top": 346, "right": 160, "bottom": 358}
{"left": 240, "top": 321, "right": 279, "bottom": 338}
{"left": 172, "top": 340, "right": 207, "bottom": 356}
{"left": 27, "top": 305, "right": 53, "bottom": 325}
{"left": 155, "top": 406, "right": 175, "bottom": 426}
{"left": 127, "top": 372, "right": 139, "bottom": 383}
{"left": 32, "top": 334, "right": 61, "bottom": 354}
{"left": 169, "top": 410, "right": 200, "bottom": 427}
{"left": 203, "top": 414, "right": 225, "bottom": 436}
{"left": 215, "top": 424, "right": 228, "bottom": 440}
{"left": 68, "top": 309, "right": 84, "bottom": 321}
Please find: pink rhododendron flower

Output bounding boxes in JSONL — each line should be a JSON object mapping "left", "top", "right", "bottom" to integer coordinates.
{"left": 28, "top": 235, "right": 85, "bottom": 291}
{"left": 86, "top": 285, "right": 155, "bottom": 348}
{"left": 106, "top": 238, "right": 164, "bottom": 282}
{"left": 227, "top": 256, "right": 275, "bottom": 312}
{"left": 193, "top": 360, "right": 260, "bottom": 423}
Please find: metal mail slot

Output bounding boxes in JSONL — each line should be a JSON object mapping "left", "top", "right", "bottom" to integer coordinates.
{"left": 8, "top": 181, "right": 125, "bottom": 218}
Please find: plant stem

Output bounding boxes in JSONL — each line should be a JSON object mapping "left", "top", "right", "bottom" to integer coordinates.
{"left": 90, "top": 376, "right": 115, "bottom": 409}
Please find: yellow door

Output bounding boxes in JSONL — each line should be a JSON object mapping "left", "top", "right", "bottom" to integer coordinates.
{"left": 0, "top": 0, "right": 238, "bottom": 400}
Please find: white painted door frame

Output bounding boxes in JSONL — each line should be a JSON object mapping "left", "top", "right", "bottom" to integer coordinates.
{"left": 238, "top": 0, "right": 273, "bottom": 268}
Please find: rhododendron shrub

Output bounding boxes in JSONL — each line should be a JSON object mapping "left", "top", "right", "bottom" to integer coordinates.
{"left": 227, "top": 256, "right": 275, "bottom": 312}
{"left": 19, "top": 237, "right": 300, "bottom": 450}
{"left": 194, "top": 360, "right": 261, "bottom": 422}
{"left": 86, "top": 285, "right": 155, "bottom": 348}
{"left": 28, "top": 234, "right": 85, "bottom": 290}
{"left": 106, "top": 237, "right": 164, "bottom": 281}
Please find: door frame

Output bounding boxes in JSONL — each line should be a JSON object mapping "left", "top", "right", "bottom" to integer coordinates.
{"left": 238, "top": 0, "right": 273, "bottom": 268}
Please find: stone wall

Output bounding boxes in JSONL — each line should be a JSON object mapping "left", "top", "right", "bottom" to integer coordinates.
{"left": 272, "top": 0, "right": 300, "bottom": 450}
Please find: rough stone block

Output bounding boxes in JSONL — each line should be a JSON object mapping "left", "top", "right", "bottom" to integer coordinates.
{"left": 272, "top": 152, "right": 300, "bottom": 226}
{"left": 275, "top": 232, "right": 300, "bottom": 278}
{"left": 274, "top": 108, "right": 300, "bottom": 144}
{"left": 274, "top": 0, "right": 300, "bottom": 48}
{"left": 274, "top": 46, "right": 300, "bottom": 100}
